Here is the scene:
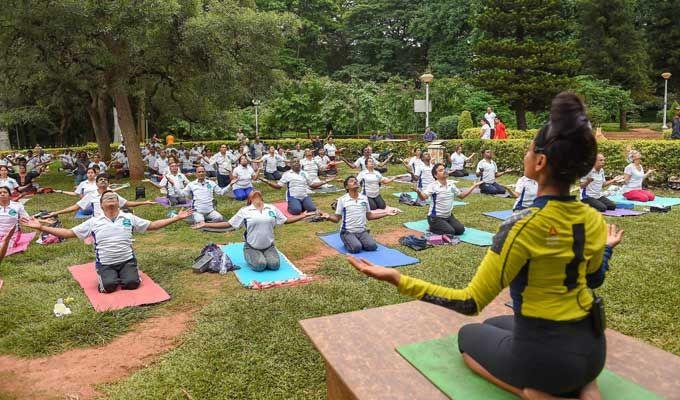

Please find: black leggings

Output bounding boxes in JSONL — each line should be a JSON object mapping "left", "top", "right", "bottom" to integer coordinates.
{"left": 459, "top": 315, "right": 606, "bottom": 397}
{"left": 427, "top": 215, "right": 465, "bottom": 235}
{"left": 449, "top": 169, "right": 469, "bottom": 177}
{"left": 582, "top": 196, "right": 616, "bottom": 212}
{"left": 367, "top": 195, "right": 386, "bottom": 210}
{"left": 480, "top": 182, "right": 506, "bottom": 195}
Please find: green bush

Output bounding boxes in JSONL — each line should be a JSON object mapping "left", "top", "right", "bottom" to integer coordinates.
{"left": 435, "top": 115, "right": 459, "bottom": 138}
{"left": 457, "top": 111, "right": 473, "bottom": 134}
{"left": 461, "top": 128, "right": 538, "bottom": 140}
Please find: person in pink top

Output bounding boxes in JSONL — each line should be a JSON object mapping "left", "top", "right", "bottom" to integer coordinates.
{"left": 621, "top": 150, "right": 656, "bottom": 202}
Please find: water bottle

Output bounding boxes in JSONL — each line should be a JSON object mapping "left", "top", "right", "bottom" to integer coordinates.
{"left": 219, "top": 257, "right": 228, "bottom": 275}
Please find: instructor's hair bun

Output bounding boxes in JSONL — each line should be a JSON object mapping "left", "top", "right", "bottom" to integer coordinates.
{"left": 534, "top": 92, "right": 597, "bottom": 185}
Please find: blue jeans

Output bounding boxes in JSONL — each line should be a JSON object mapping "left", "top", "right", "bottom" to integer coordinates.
{"left": 287, "top": 196, "right": 316, "bottom": 215}
{"left": 217, "top": 173, "right": 231, "bottom": 188}
{"left": 233, "top": 187, "right": 253, "bottom": 201}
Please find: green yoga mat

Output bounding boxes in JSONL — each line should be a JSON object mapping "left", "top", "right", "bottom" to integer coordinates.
{"left": 403, "top": 220, "right": 494, "bottom": 247}
{"left": 396, "top": 334, "right": 665, "bottom": 400}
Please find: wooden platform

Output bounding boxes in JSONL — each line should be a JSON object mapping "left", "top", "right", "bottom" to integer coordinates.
{"left": 300, "top": 297, "right": 680, "bottom": 400}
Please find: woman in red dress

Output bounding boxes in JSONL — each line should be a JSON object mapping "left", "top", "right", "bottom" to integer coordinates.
{"left": 494, "top": 118, "right": 507, "bottom": 139}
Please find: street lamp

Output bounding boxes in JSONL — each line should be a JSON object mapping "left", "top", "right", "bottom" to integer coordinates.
{"left": 662, "top": 72, "right": 672, "bottom": 129}
{"left": 252, "top": 99, "right": 261, "bottom": 137}
{"left": 420, "top": 73, "right": 434, "bottom": 129}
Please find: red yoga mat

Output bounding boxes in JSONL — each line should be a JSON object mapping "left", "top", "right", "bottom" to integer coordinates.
{"left": 68, "top": 262, "right": 171, "bottom": 312}
{"left": 5, "top": 232, "right": 36, "bottom": 256}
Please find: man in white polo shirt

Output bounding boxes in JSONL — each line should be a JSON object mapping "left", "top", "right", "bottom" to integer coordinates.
{"left": 320, "top": 175, "right": 398, "bottom": 253}
{"left": 260, "top": 158, "right": 332, "bottom": 215}
{"left": 210, "top": 144, "right": 235, "bottom": 188}
{"left": 146, "top": 160, "right": 191, "bottom": 205}
{"left": 21, "top": 191, "right": 191, "bottom": 293}
{"left": 47, "top": 174, "right": 156, "bottom": 219}
{"left": 183, "top": 166, "right": 231, "bottom": 224}
{"left": 580, "top": 153, "right": 623, "bottom": 212}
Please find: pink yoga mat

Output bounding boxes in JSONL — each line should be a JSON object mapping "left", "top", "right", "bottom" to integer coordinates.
{"left": 602, "top": 209, "right": 646, "bottom": 217}
{"left": 68, "top": 262, "right": 171, "bottom": 312}
{"left": 273, "top": 201, "right": 296, "bottom": 218}
{"left": 5, "top": 232, "right": 36, "bottom": 256}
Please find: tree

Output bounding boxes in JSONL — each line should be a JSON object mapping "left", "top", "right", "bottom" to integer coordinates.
{"left": 0, "top": 0, "right": 297, "bottom": 180}
{"left": 458, "top": 111, "right": 474, "bottom": 133}
{"left": 642, "top": 1, "right": 680, "bottom": 93}
{"left": 579, "top": 0, "right": 651, "bottom": 129}
{"left": 473, "top": 0, "right": 579, "bottom": 129}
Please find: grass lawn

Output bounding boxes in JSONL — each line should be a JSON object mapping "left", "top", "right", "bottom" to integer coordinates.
{"left": 1, "top": 162, "right": 679, "bottom": 399}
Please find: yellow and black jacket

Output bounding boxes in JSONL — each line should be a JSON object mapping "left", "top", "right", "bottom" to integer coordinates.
{"left": 399, "top": 196, "right": 611, "bottom": 321}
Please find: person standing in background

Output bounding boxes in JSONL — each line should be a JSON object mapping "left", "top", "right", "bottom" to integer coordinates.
{"left": 494, "top": 117, "right": 507, "bottom": 139}
{"left": 484, "top": 106, "right": 497, "bottom": 138}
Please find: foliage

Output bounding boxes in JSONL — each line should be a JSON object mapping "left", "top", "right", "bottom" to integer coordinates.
{"left": 461, "top": 128, "right": 538, "bottom": 140}
{"left": 643, "top": 0, "right": 680, "bottom": 92}
{"left": 434, "top": 115, "right": 459, "bottom": 138}
{"left": 579, "top": 0, "right": 651, "bottom": 103}
{"left": 570, "top": 76, "right": 636, "bottom": 126}
{"left": 457, "top": 111, "right": 474, "bottom": 134}
{"left": 473, "top": 0, "right": 579, "bottom": 129}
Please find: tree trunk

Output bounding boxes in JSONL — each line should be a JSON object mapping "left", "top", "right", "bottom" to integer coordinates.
{"left": 86, "top": 91, "right": 112, "bottom": 161}
{"left": 515, "top": 104, "right": 527, "bottom": 131}
{"left": 619, "top": 109, "right": 627, "bottom": 131}
{"left": 113, "top": 87, "right": 145, "bottom": 181}
{"left": 0, "top": 127, "right": 10, "bottom": 151}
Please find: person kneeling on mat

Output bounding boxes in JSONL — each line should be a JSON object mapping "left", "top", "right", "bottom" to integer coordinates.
{"left": 415, "top": 163, "right": 481, "bottom": 235}
{"left": 580, "top": 154, "right": 624, "bottom": 212}
{"left": 475, "top": 149, "right": 513, "bottom": 195}
{"left": 320, "top": 176, "right": 399, "bottom": 253}
{"left": 348, "top": 92, "right": 624, "bottom": 399}
{"left": 356, "top": 158, "right": 396, "bottom": 210}
{"left": 21, "top": 191, "right": 191, "bottom": 293}
{"left": 192, "top": 190, "right": 311, "bottom": 271}
{"left": 183, "top": 166, "right": 230, "bottom": 224}
{"left": 260, "top": 158, "right": 332, "bottom": 215}
{"left": 147, "top": 160, "right": 191, "bottom": 205}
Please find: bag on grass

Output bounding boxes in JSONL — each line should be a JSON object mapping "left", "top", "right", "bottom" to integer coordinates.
{"left": 399, "top": 235, "right": 430, "bottom": 251}
{"left": 193, "top": 243, "right": 238, "bottom": 274}
{"left": 399, "top": 193, "right": 419, "bottom": 206}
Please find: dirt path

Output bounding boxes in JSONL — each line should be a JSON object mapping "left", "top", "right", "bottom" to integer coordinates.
{"left": 0, "top": 311, "right": 193, "bottom": 400}
{"left": 604, "top": 128, "right": 663, "bottom": 140}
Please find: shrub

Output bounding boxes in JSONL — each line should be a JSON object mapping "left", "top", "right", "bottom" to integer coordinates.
{"left": 435, "top": 115, "right": 459, "bottom": 138}
{"left": 457, "top": 111, "right": 473, "bottom": 134}
{"left": 461, "top": 128, "right": 538, "bottom": 140}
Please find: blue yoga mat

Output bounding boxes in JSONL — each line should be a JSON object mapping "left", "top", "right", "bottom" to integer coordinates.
{"left": 403, "top": 220, "right": 494, "bottom": 246}
{"left": 74, "top": 208, "right": 92, "bottom": 219}
{"left": 392, "top": 192, "right": 466, "bottom": 207}
{"left": 317, "top": 232, "right": 419, "bottom": 267}
{"left": 483, "top": 210, "right": 514, "bottom": 221}
{"left": 220, "top": 243, "right": 304, "bottom": 287}
{"left": 608, "top": 194, "right": 680, "bottom": 208}
{"left": 460, "top": 173, "right": 478, "bottom": 181}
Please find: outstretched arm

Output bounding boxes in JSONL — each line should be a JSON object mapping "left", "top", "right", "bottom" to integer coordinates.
{"left": 285, "top": 211, "right": 315, "bottom": 224}
{"left": 20, "top": 217, "right": 77, "bottom": 238}
{"left": 147, "top": 209, "right": 192, "bottom": 231}
{"left": 124, "top": 200, "right": 156, "bottom": 208}
{"left": 367, "top": 207, "right": 398, "bottom": 220}
{"left": 47, "top": 203, "right": 80, "bottom": 217}
{"left": 309, "top": 177, "right": 334, "bottom": 189}
{"left": 192, "top": 220, "right": 233, "bottom": 229}
{"left": 260, "top": 177, "right": 283, "bottom": 190}
{"left": 458, "top": 181, "right": 483, "bottom": 199}
{"left": 341, "top": 158, "right": 359, "bottom": 169}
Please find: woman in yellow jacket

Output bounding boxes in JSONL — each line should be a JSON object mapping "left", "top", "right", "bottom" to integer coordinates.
{"left": 349, "top": 92, "right": 624, "bottom": 400}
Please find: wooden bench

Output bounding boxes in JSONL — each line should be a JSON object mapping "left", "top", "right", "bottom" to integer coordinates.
{"left": 300, "top": 297, "right": 680, "bottom": 400}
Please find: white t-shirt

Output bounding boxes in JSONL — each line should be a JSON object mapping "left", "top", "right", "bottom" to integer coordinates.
{"left": 262, "top": 154, "right": 283, "bottom": 173}
{"left": 513, "top": 176, "right": 538, "bottom": 210}
{"left": 450, "top": 152, "right": 467, "bottom": 171}
{"left": 279, "top": 170, "right": 310, "bottom": 200}
{"left": 181, "top": 156, "right": 195, "bottom": 170}
{"left": 184, "top": 180, "right": 229, "bottom": 213}
{"left": 276, "top": 153, "right": 288, "bottom": 168}
{"left": 354, "top": 155, "right": 379, "bottom": 171}
{"left": 0, "top": 177, "right": 19, "bottom": 191}
{"left": 408, "top": 157, "right": 424, "bottom": 174}
{"left": 476, "top": 159, "right": 497, "bottom": 183}
{"left": 231, "top": 165, "right": 255, "bottom": 190}
{"left": 210, "top": 152, "right": 234, "bottom": 175}
{"left": 290, "top": 149, "right": 305, "bottom": 160}
{"left": 415, "top": 162, "right": 435, "bottom": 189}
{"left": 484, "top": 112, "right": 496, "bottom": 128}
{"left": 580, "top": 169, "right": 606, "bottom": 199}
{"left": 356, "top": 170, "right": 383, "bottom": 198}
{"left": 77, "top": 192, "right": 127, "bottom": 218}
{"left": 481, "top": 125, "right": 491, "bottom": 140}
{"left": 0, "top": 201, "right": 29, "bottom": 235}
{"left": 423, "top": 180, "right": 461, "bottom": 218}
{"left": 159, "top": 172, "right": 190, "bottom": 197}
{"left": 143, "top": 154, "right": 158, "bottom": 169}
{"left": 228, "top": 204, "right": 287, "bottom": 250}
{"left": 155, "top": 157, "right": 170, "bottom": 175}
{"left": 200, "top": 157, "right": 215, "bottom": 172}
{"left": 72, "top": 212, "right": 150, "bottom": 265}
{"left": 622, "top": 163, "right": 645, "bottom": 193}
{"left": 335, "top": 193, "right": 370, "bottom": 233}
{"left": 324, "top": 143, "right": 337, "bottom": 157}
{"left": 314, "top": 155, "right": 331, "bottom": 171}
{"left": 89, "top": 161, "right": 107, "bottom": 172}
{"left": 300, "top": 158, "right": 321, "bottom": 182}
{"left": 75, "top": 180, "right": 98, "bottom": 197}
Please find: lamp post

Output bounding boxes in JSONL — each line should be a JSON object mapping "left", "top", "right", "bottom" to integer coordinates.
{"left": 252, "top": 99, "right": 261, "bottom": 137}
{"left": 662, "top": 72, "right": 672, "bottom": 129}
{"left": 420, "top": 73, "right": 434, "bottom": 129}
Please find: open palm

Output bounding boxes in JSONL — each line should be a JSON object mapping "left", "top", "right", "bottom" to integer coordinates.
{"left": 347, "top": 256, "right": 400, "bottom": 286}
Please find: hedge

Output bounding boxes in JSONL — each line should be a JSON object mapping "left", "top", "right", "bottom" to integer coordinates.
{"left": 461, "top": 128, "right": 538, "bottom": 140}
{"left": 7, "top": 138, "right": 680, "bottom": 183}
